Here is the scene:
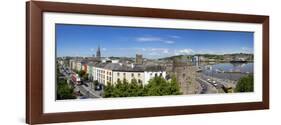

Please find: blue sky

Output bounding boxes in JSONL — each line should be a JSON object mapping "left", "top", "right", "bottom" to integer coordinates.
{"left": 56, "top": 24, "right": 253, "bottom": 59}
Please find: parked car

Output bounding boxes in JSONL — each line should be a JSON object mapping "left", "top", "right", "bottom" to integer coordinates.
{"left": 95, "top": 84, "right": 103, "bottom": 91}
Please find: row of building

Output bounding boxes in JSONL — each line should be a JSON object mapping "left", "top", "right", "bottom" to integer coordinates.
{"left": 60, "top": 58, "right": 167, "bottom": 85}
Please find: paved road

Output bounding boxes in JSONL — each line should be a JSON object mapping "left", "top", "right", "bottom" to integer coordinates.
{"left": 76, "top": 84, "right": 102, "bottom": 98}
{"left": 202, "top": 74, "right": 237, "bottom": 89}
{"left": 196, "top": 78, "right": 217, "bottom": 94}
{"left": 59, "top": 65, "right": 103, "bottom": 98}
{"left": 197, "top": 73, "right": 237, "bottom": 94}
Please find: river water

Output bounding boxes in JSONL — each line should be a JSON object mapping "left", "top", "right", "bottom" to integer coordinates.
{"left": 198, "top": 62, "right": 253, "bottom": 81}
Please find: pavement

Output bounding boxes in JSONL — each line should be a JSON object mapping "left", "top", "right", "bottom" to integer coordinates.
{"left": 76, "top": 84, "right": 102, "bottom": 98}
{"left": 196, "top": 77, "right": 218, "bottom": 94}
{"left": 59, "top": 65, "right": 103, "bottom": 99}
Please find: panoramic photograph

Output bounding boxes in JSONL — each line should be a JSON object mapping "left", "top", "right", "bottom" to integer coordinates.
{"left": 56, "top": 24, "right": 254, "bottom": 100}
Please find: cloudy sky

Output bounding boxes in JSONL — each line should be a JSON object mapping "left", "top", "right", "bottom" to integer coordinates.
{"left": 56, "top": 24, "right": 254, "bottom": 59}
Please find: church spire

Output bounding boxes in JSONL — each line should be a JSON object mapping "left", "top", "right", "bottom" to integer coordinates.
{"left": 96, "top": 44, "right": 101, "bottom": 60}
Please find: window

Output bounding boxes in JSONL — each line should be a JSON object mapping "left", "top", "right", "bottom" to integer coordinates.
{"left": 117, "top": 72, "right": 120, "bottom": 76}
{"left": 131, "top": 73, "right": 134, "bottom": 77}
{"left": 138, "top": 73, "right": 141, "bottom": 77}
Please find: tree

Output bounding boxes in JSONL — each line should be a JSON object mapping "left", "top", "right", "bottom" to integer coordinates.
{"left": 78, "top": 70, "right": 86, "bottom": 77}
{"left": 144, "top": 76, "right": 181, "bottom": 96}
{"left": 104, "top": 82, "right": 114, "bottom": 97}
{"left": 82, "top": 73, "right": 89, "bottom": 81}
{"left": 235, "top": 74, "right": 253, "bottom": 92}
{"left": 114, "top": 78, "right": 129, "bottom": 97}
{"left": 103, "top": 76, "right": 182, "bottom": 98}
{"left": 130, "top": 78, "right": 144, "bottom": 96}
{"left": 168, "top": 75, "right": 182, "bottom": 95}
{"left": 57, "top": 79, "right": 76, "bottom": 100}
{"left": 94, "top": 80, "right": 99, "bottom": 86}
{"left": 145, "top": 76, "right": 168, "bottom": 96}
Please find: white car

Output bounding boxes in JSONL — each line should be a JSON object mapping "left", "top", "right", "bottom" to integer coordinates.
{"left": 212, "top": 81, "right": 217, "bottom": 86}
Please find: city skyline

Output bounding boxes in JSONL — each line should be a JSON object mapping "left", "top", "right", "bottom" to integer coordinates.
{"left": 56, "top": 24, "right": 254, "bottom": 58}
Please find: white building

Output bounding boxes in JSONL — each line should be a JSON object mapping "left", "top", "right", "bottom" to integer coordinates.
{"left": 111, "top": 59, "right": 119, "bottom": 63}
{"left": 144, "top": 71, "right": 166, "bottom": 85}
{"left": 88, "top": 63, "right": 167, "bottom": 86}
{"left": 58, "top": 60, "right": 64, "bottom": 65}
{"left": 76, "top": 62, "right": 82, "bottom": 71}
{"left": 112, "top": 71, "right": 144, "bottom": 84}
{"left": 89, "top": 63, "right": 143, "bottom": 85}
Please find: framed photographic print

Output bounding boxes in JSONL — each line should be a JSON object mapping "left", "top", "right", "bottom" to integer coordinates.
{"left": 26, "top": 1, "right": 269, "bottom": 124}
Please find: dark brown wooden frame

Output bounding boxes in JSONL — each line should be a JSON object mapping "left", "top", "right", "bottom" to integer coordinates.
{"left": 26, "top": 1, "right": 269, "bottom": 124}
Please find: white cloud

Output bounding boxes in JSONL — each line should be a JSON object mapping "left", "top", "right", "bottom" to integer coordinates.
{"left": 151, "top": 48, "right": 165, "bottom": 51}
{"left": 149, "top": 52, "right": 161, "bottom": 56}
{"left": 90, "top": 48, "right": 95, "bottom": 52}
{"left": 169, "top": 35, "right": 181, "bottom": 39}
{"left": 241, "top": 47, "right": 253, "bottom": 53}
{"left": 102, "top": 48, "right": 107, "bottom": 51}
{"left": 143, "top": 48, "right": 171, "bottom": 57}
{"left": 163, "top": 49, "right": 169, "bottom": 54}
{"left": 196, "top": 50, "right": 216, "bottom": 54}
{"left": 142, "top": 48, "right": 147, "bottom": 51}
{"left": 164, "top": 40, "right": 175, "bottom": 44}
{"left": 136, "top": 36, "right": 162, "bottom": 42}
{"left": 111, "top": 47, "right": 173, "bottom": 58}
{"left": 153, "top": 48, "right": 169, "bottom": 54}
{"left": 135, "top": 36, "right": 175, "bottom": 44}
{"left": 174, "top": 49, "right": 194, "bottom": 55}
